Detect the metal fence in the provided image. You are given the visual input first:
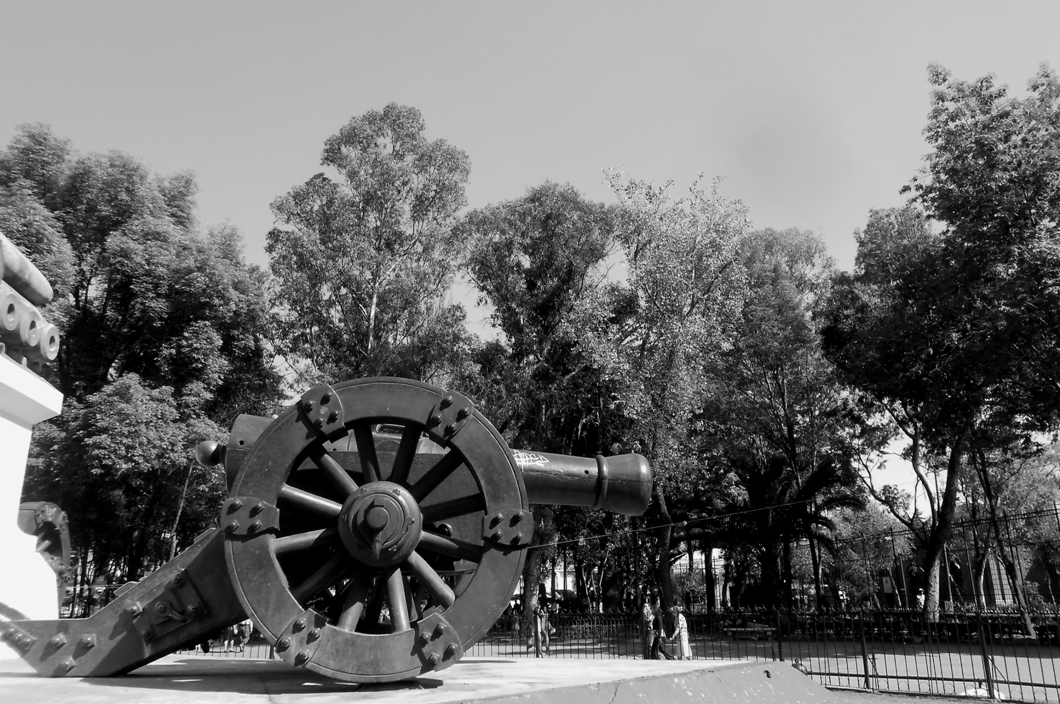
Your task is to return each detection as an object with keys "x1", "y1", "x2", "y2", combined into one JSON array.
[{"x1": 176, "y1": 608, "x2": 1060, "y2": 701}]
